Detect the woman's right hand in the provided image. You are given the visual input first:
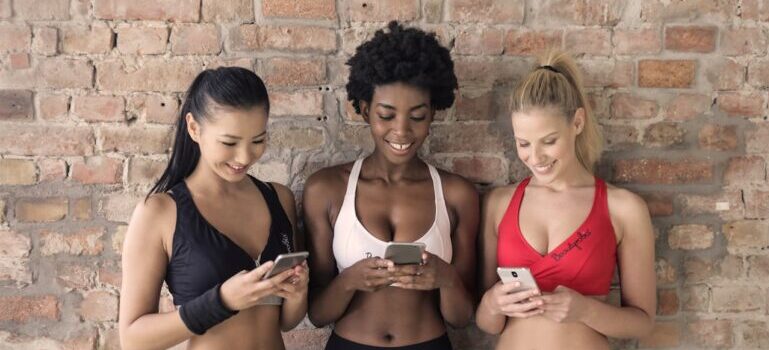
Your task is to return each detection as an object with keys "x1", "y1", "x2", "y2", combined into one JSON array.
[
  {"x1": 482, "y1": 281, "x2": 543, "y2": 318},
  {"x1": 341, "y1": 257, "x2": 394, "y2": 292},
  {"x1": 219, "y1": 261, "x2": 295, "y2": 311}
]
